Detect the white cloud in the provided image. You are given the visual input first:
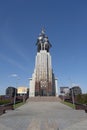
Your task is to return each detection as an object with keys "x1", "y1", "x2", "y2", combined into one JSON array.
[{"x1": 10, "y1": 74, "x2": 18, "y2": 77}]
